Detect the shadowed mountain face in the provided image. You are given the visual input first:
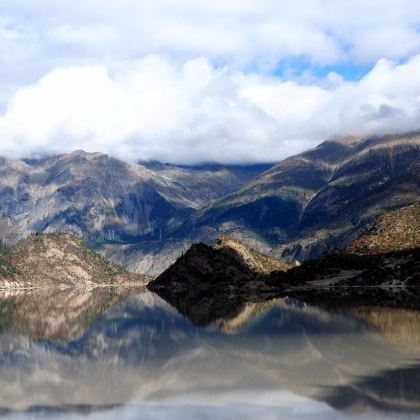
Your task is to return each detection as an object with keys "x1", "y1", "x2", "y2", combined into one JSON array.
[
  {"x1": 148, "y1": 236, "x2": 294, "y2": 324},
  {"x1": 0, "y1": 151, "x2": 270, "y2": 245},
  {"x1": 183, "y1": 132, "x2": 420, "y2": 261}
]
